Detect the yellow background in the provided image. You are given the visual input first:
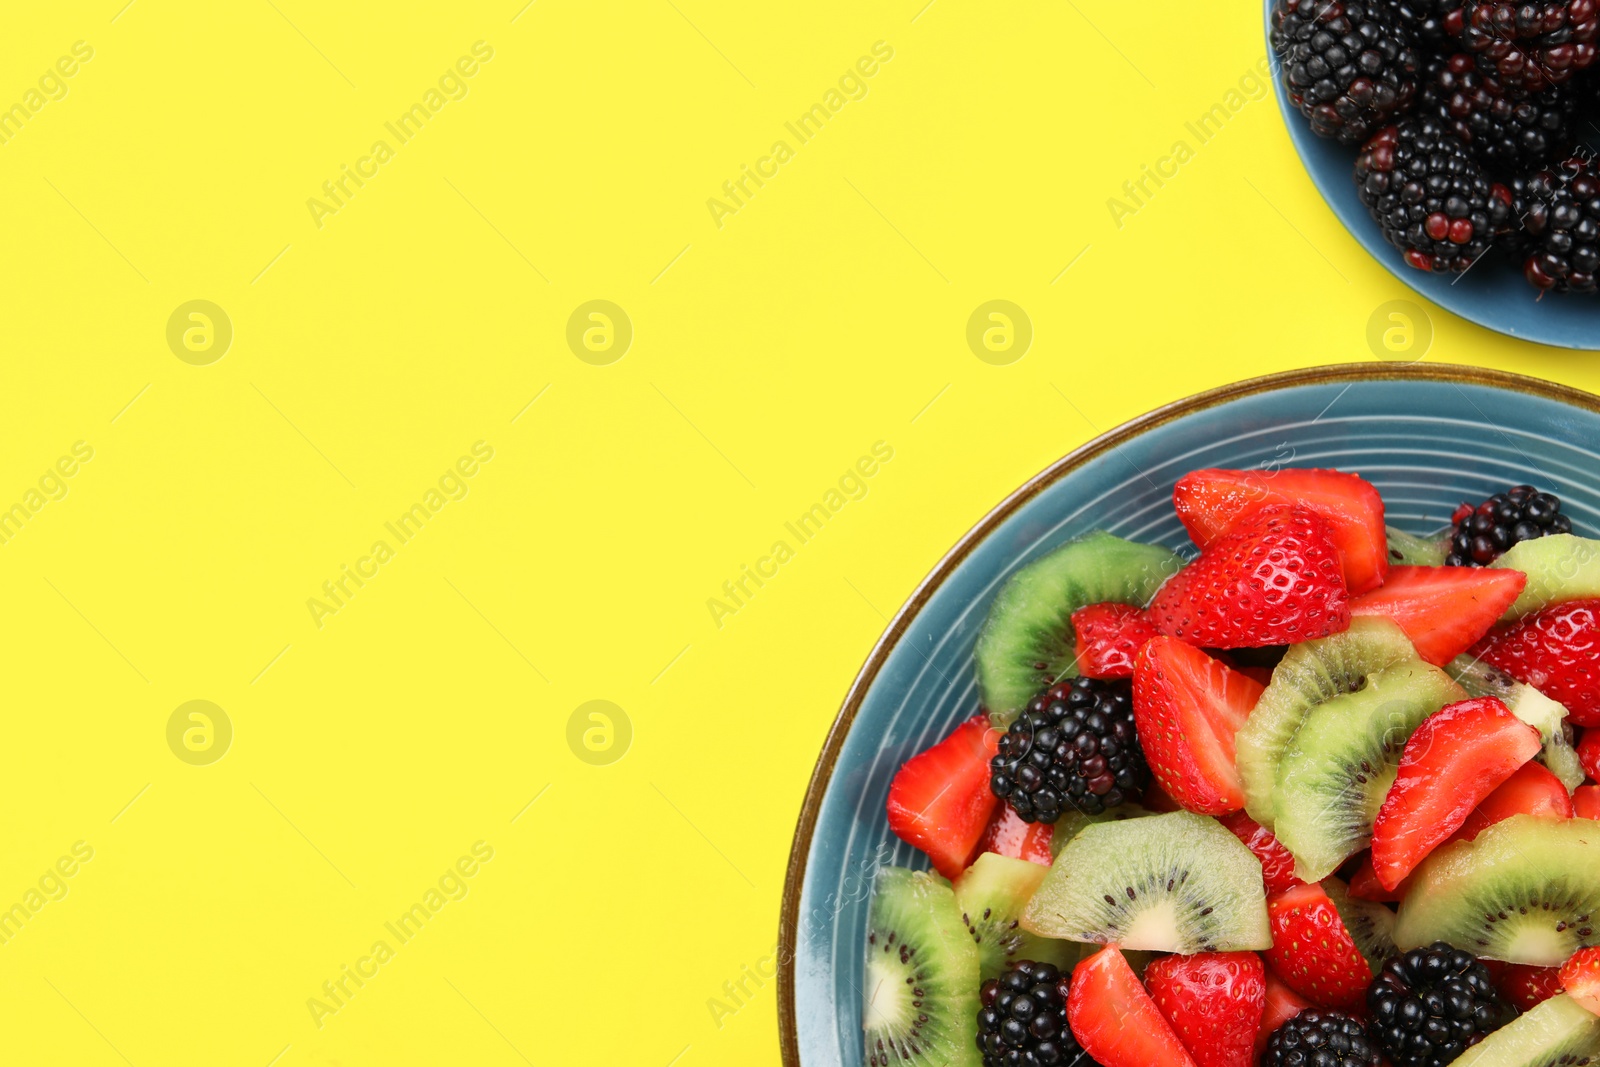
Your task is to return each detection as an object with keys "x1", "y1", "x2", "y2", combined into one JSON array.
[{"x1": 0, "y1": 2, "x2": 1597, "y2": 1065}]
